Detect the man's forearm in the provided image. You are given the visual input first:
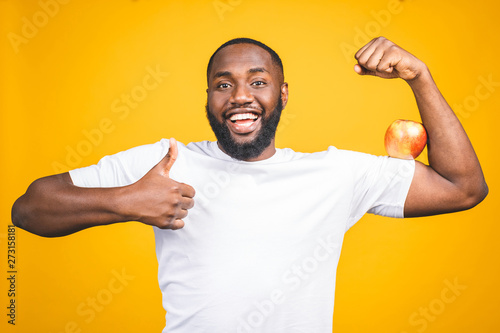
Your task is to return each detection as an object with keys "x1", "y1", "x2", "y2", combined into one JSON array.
[
  {"x1": 407, "y1": 69, "x2": 488, "y2": 200},
  {"x1": 12, "y1": 173, "x2": 130, "y2": 237}
]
